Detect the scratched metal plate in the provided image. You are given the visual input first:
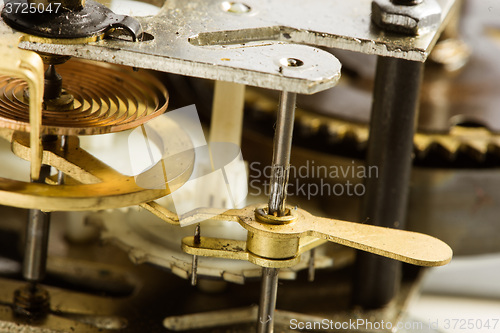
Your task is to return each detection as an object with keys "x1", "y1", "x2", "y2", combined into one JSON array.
[
  {"x1": 1, "y1": 0, "x2": 455, "y2": 94},
  {"x1": 183, "y1": 0, "x2": 456, "y2": 61}
]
